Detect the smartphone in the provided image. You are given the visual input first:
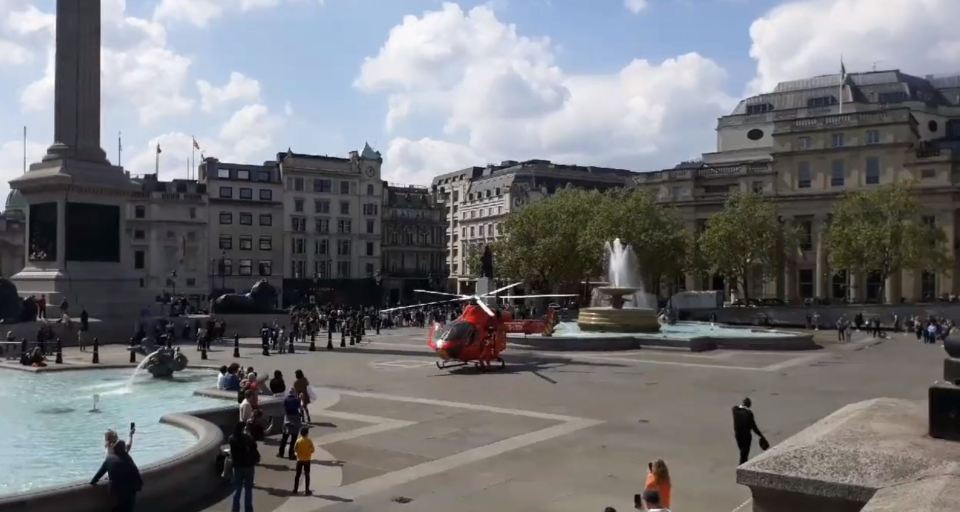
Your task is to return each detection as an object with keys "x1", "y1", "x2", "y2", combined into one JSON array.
[
  {"x1": 648, "y1": 462, "x2": 653, "y2": 471},
  {"x1": 634, "y1": 494, "x2": 642, "y2": 509},
  {"x1": 130, "y1": 422, "x2": 135, "y2": 433}
]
